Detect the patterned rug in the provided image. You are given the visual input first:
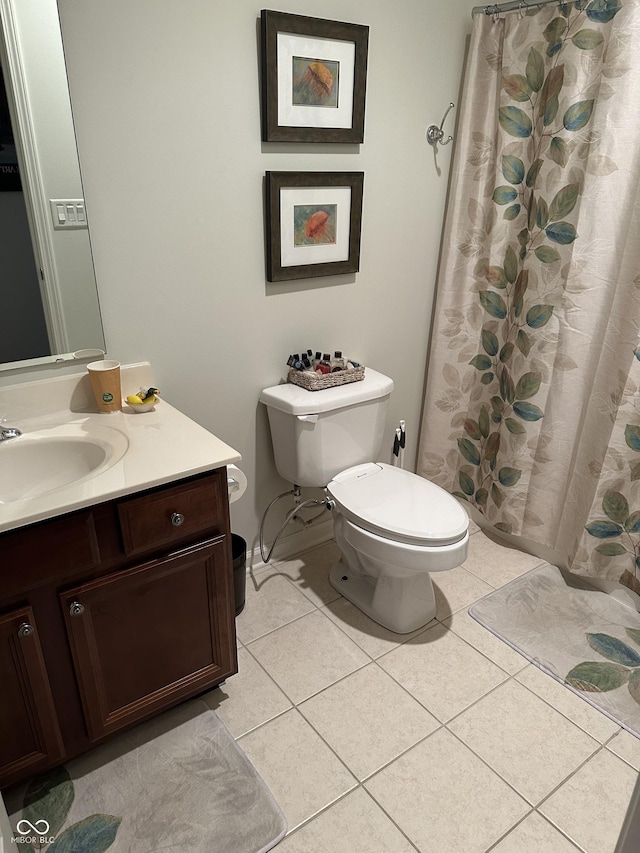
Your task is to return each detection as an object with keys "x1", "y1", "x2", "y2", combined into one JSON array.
[
  {"x1": 469, "y1": 562, "x2": 640, "y2": 738},
  {"x1": 4, "y1": 698, "x2": 286, "y2": 852}
]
